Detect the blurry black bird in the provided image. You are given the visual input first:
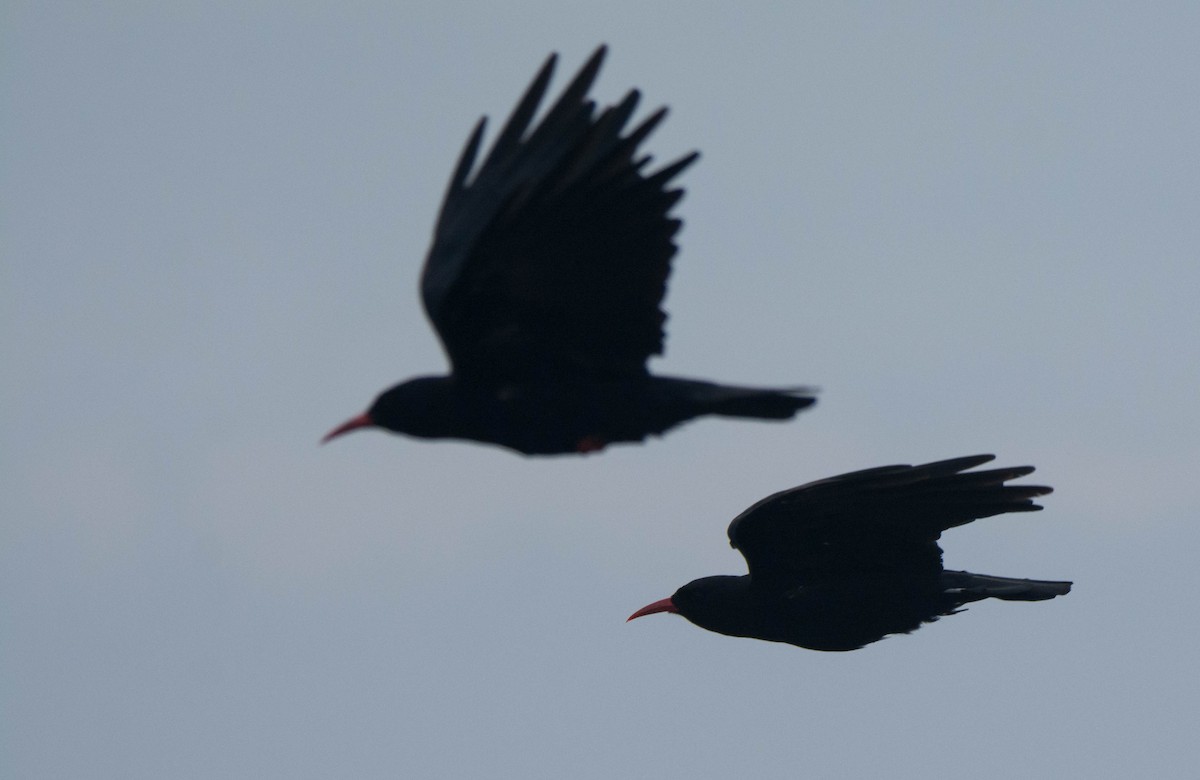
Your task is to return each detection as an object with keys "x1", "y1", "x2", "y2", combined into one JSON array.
[
  {"x1": 628, "y1": 455, "x2": 1071, "y2": 650},
  {"x1": 323, "y1": 46, "x2": 815, "y2": 455}
]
